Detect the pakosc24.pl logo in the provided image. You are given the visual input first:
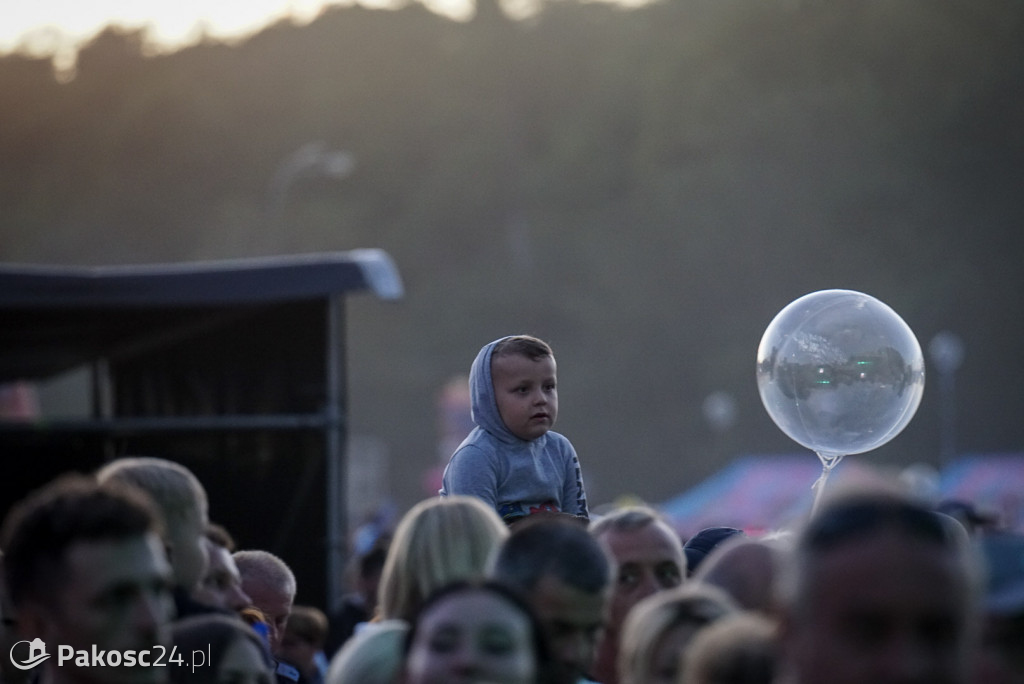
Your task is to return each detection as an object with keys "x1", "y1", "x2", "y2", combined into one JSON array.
[
  {"x1": 10, "y1": 639, "x2": 202, "y2": 671},
  {"x1": 9, "y1": 638, "x2": 49, "y2": 670}
]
